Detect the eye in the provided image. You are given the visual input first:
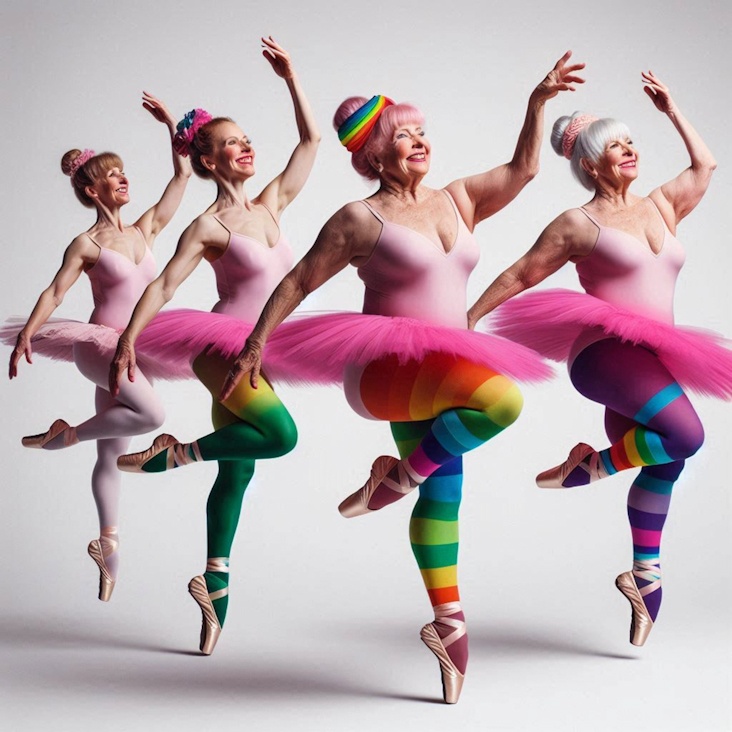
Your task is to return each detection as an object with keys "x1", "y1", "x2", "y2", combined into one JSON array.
[
  {"x1": 396, "y1": 133, "x2": 408, "y2": 139},
  {"x1": 419, "y1": 131, "x2": 425, "y2": 137}
]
